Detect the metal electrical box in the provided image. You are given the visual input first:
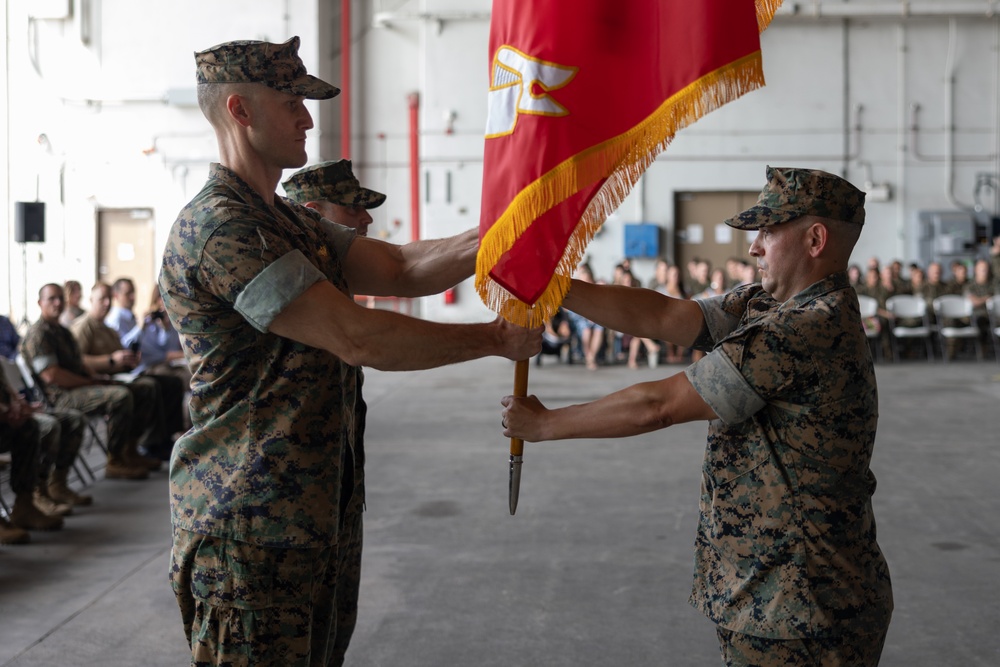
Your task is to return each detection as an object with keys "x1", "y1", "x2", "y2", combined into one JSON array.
[{"x1": 915, "y1": 210, "x2": 977, "y2": 274}]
